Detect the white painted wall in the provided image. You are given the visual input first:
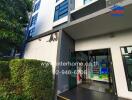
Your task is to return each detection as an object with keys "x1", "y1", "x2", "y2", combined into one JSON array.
[
  {"x1": 75, "y1": 0, "x2": 84, "y2": 10},
  {"x1": 31, "y1": 0, "x2": 56, "y2": 36},
  {"x1": 30, "y1": 0, "x2": 101, "y2": 36},
  {"x1": 24, "y1": 33, "x2": 59, "y2": 76},
  {"x1": 75, "y1": 30, "x2": 132, "y2": 99},
  {"x1": 53, "y1": 16, "x2": 68, "y2": 27},
  {"x1": 35, "y1": 0, "x2": 56, "y2": 35},
  {"x1": 31, "y1": 0, "x2": 68, "y2": 35}
]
